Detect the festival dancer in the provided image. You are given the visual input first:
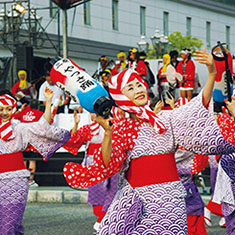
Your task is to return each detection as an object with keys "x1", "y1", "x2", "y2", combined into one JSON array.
[
  {"x1": 63, "y1": 111, "x2": 119, "y2": 233},
  {"x1": 0, "y1": 88, "x2": 70, "y2": 235},
  {"x1": 63, "y1": 49, "x2": 235, "y2": 235},
  {"x1": 157, "y1": 96, "x2": 208, "y2": 234},
  {"x1": 112, "y1": 51, "x2": 127, "y2": 76},
  {"x1": 204, "y1": 155, "x2": 225, "y2": 227},
  {"x1": 177, "y1": 49, "x2": 195, "y2": 100},
  {"x1": 212, "y1": 97, "x2": 235, "y2": 235}
]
